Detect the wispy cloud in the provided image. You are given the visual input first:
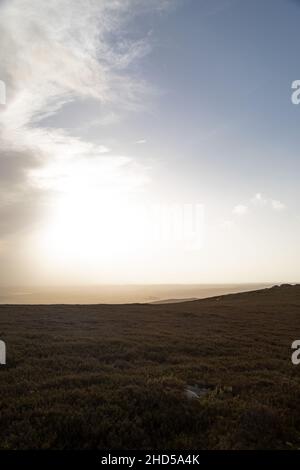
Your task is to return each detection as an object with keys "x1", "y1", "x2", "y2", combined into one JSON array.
[
  {"x1": 251, "y1": 193, "x2": 268, "y2": 206},
  {"x1": 233, "y1": 204, "x2": 248, "y2": 216},
  {"x1": 250, "y1": 193, "x2": 286, "y2": 211},
  {"x1": 271, "y1": 199, "x2": 286, "y2": 211},
  {"x1": 0, "y1": 0, "x2": 165, "y2": 240},
  {"x1": 232, "y1": 193, "x2": 286, "y2": 220}
]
